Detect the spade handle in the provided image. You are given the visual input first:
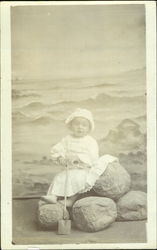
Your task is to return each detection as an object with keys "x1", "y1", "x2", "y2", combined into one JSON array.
[{"x1": 63, "y1": 164, "x2": 68, "y2": 219}]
